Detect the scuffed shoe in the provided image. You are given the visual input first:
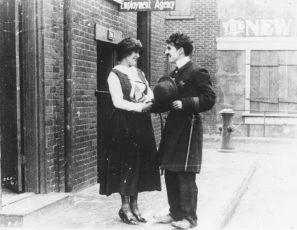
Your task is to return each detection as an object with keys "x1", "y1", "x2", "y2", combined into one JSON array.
[
  {"x1": 155, "y1": 214, "x2": 174, "y2": 224},
  {"x1": 171, "y1": 219, "x2": 196, "y2": 229}
]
